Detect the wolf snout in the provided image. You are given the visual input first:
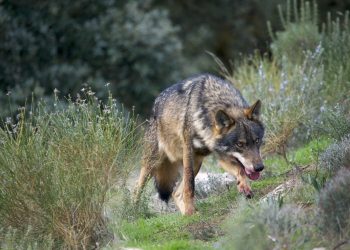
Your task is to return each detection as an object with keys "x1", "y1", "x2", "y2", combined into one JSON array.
[{"x1": 254, "y1": 163, "x2": 264, "y2": 172}]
